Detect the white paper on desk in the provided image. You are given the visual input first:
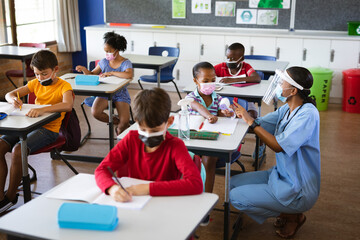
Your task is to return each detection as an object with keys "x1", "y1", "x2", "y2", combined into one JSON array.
[
  {"x1": 216, "y1": 74, "x2": 246, "y2": 85},
  {"x1": 201, "y1": 118, "x2": 238, "y2": 134},
  {"x1": 99, "y1": 76, "x2": 127, "y2": 84},
  {"x1": 0, "y1": 102, "x2": 50, "y2": 116},
  {"x1": 46, "y1": 173, "x2": 152, "y2": 210}
]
